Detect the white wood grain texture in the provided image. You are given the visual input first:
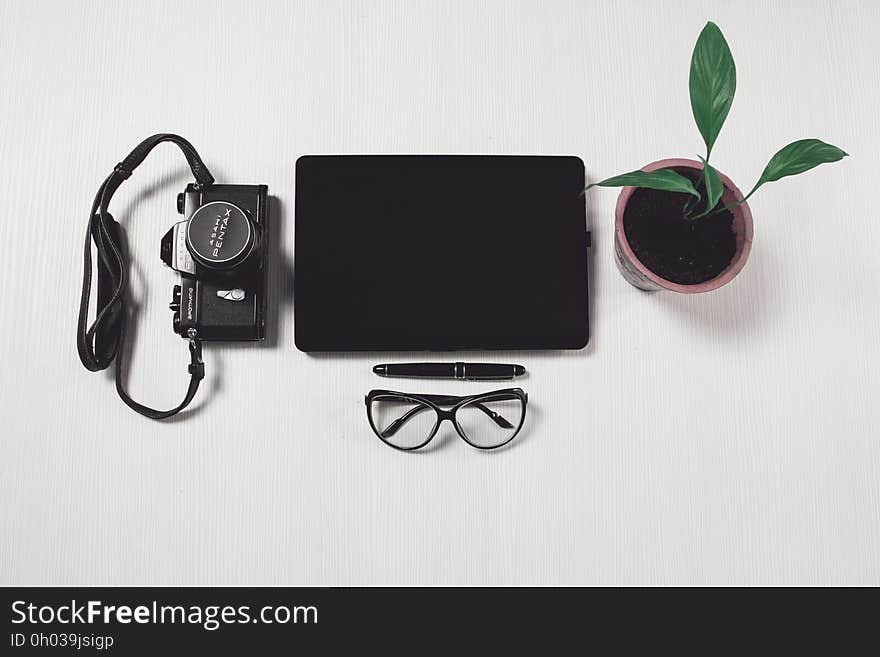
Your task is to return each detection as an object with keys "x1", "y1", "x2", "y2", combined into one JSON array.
[{"x1": 0, "y1": 0, "x2": 877, "y2": 585}]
